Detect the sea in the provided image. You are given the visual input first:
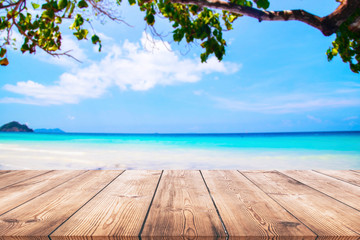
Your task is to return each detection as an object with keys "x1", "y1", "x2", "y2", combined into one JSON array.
[{"x1": 0, "y1": 131, "x2": 359, "y2": 170}]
